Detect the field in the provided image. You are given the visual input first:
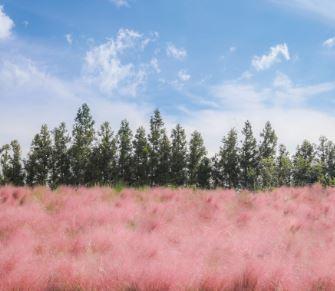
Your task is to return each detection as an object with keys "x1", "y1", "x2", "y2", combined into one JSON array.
[{"x1": 1, "y1": 185, "x2": 335, "y2": 290}]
